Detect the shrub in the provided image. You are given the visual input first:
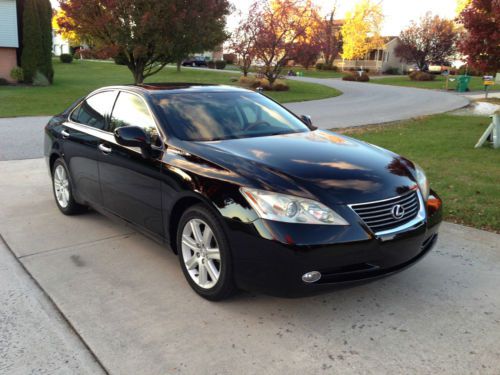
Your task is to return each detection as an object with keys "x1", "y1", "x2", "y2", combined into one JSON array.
[
  {"x1": 21, "y1": 0, "x2": 53, "y2": 83},
  {"x1": 409, "y1": 71, "x2": 435, "y2": 81},
  {"x1": 0, "y1": 78, "x2": 9, "y2": 86},
  {"x1": 273, "y1": 80, "x2": 289, "y2": 91},
  {"x1": 113, "y1": 51, "x2": 129, "y2": 65},
  {"x1": 223, "y1": 53, "x2": 236, "y2": 64},
  {"x1": 384, "y1": 67, "x2": 400, "y2": 75},
  {"x1": 238, "y1": 76, "x2": 255, "y2": 85},
  {"x1": 207, "y1": 60, "x2": 216, "y2": 69},
  {"x1": 32, "y1": 71, "x2": 50, "y2": 86},
  {"x1": 357, "y1": 72, "x2": 370, "y2": 82},
  {"x1": 215, "y1": 60, "x2": 227, "y2": 70},
  {"x1": 342, "y1": 72, "x2": 370, "y2": 82},
  {"x1": 315, "y1": 62, "x2": 324, "y2": 70},
  {"x1": 10, "y1": 66, "x2": 24, "y2": 82},
  {"x1": 60, "y1": 53, "x2": 73, "y2": 63},
  {"x1": 457, "y1": 65, "x2": 482, "y2": 76}
]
